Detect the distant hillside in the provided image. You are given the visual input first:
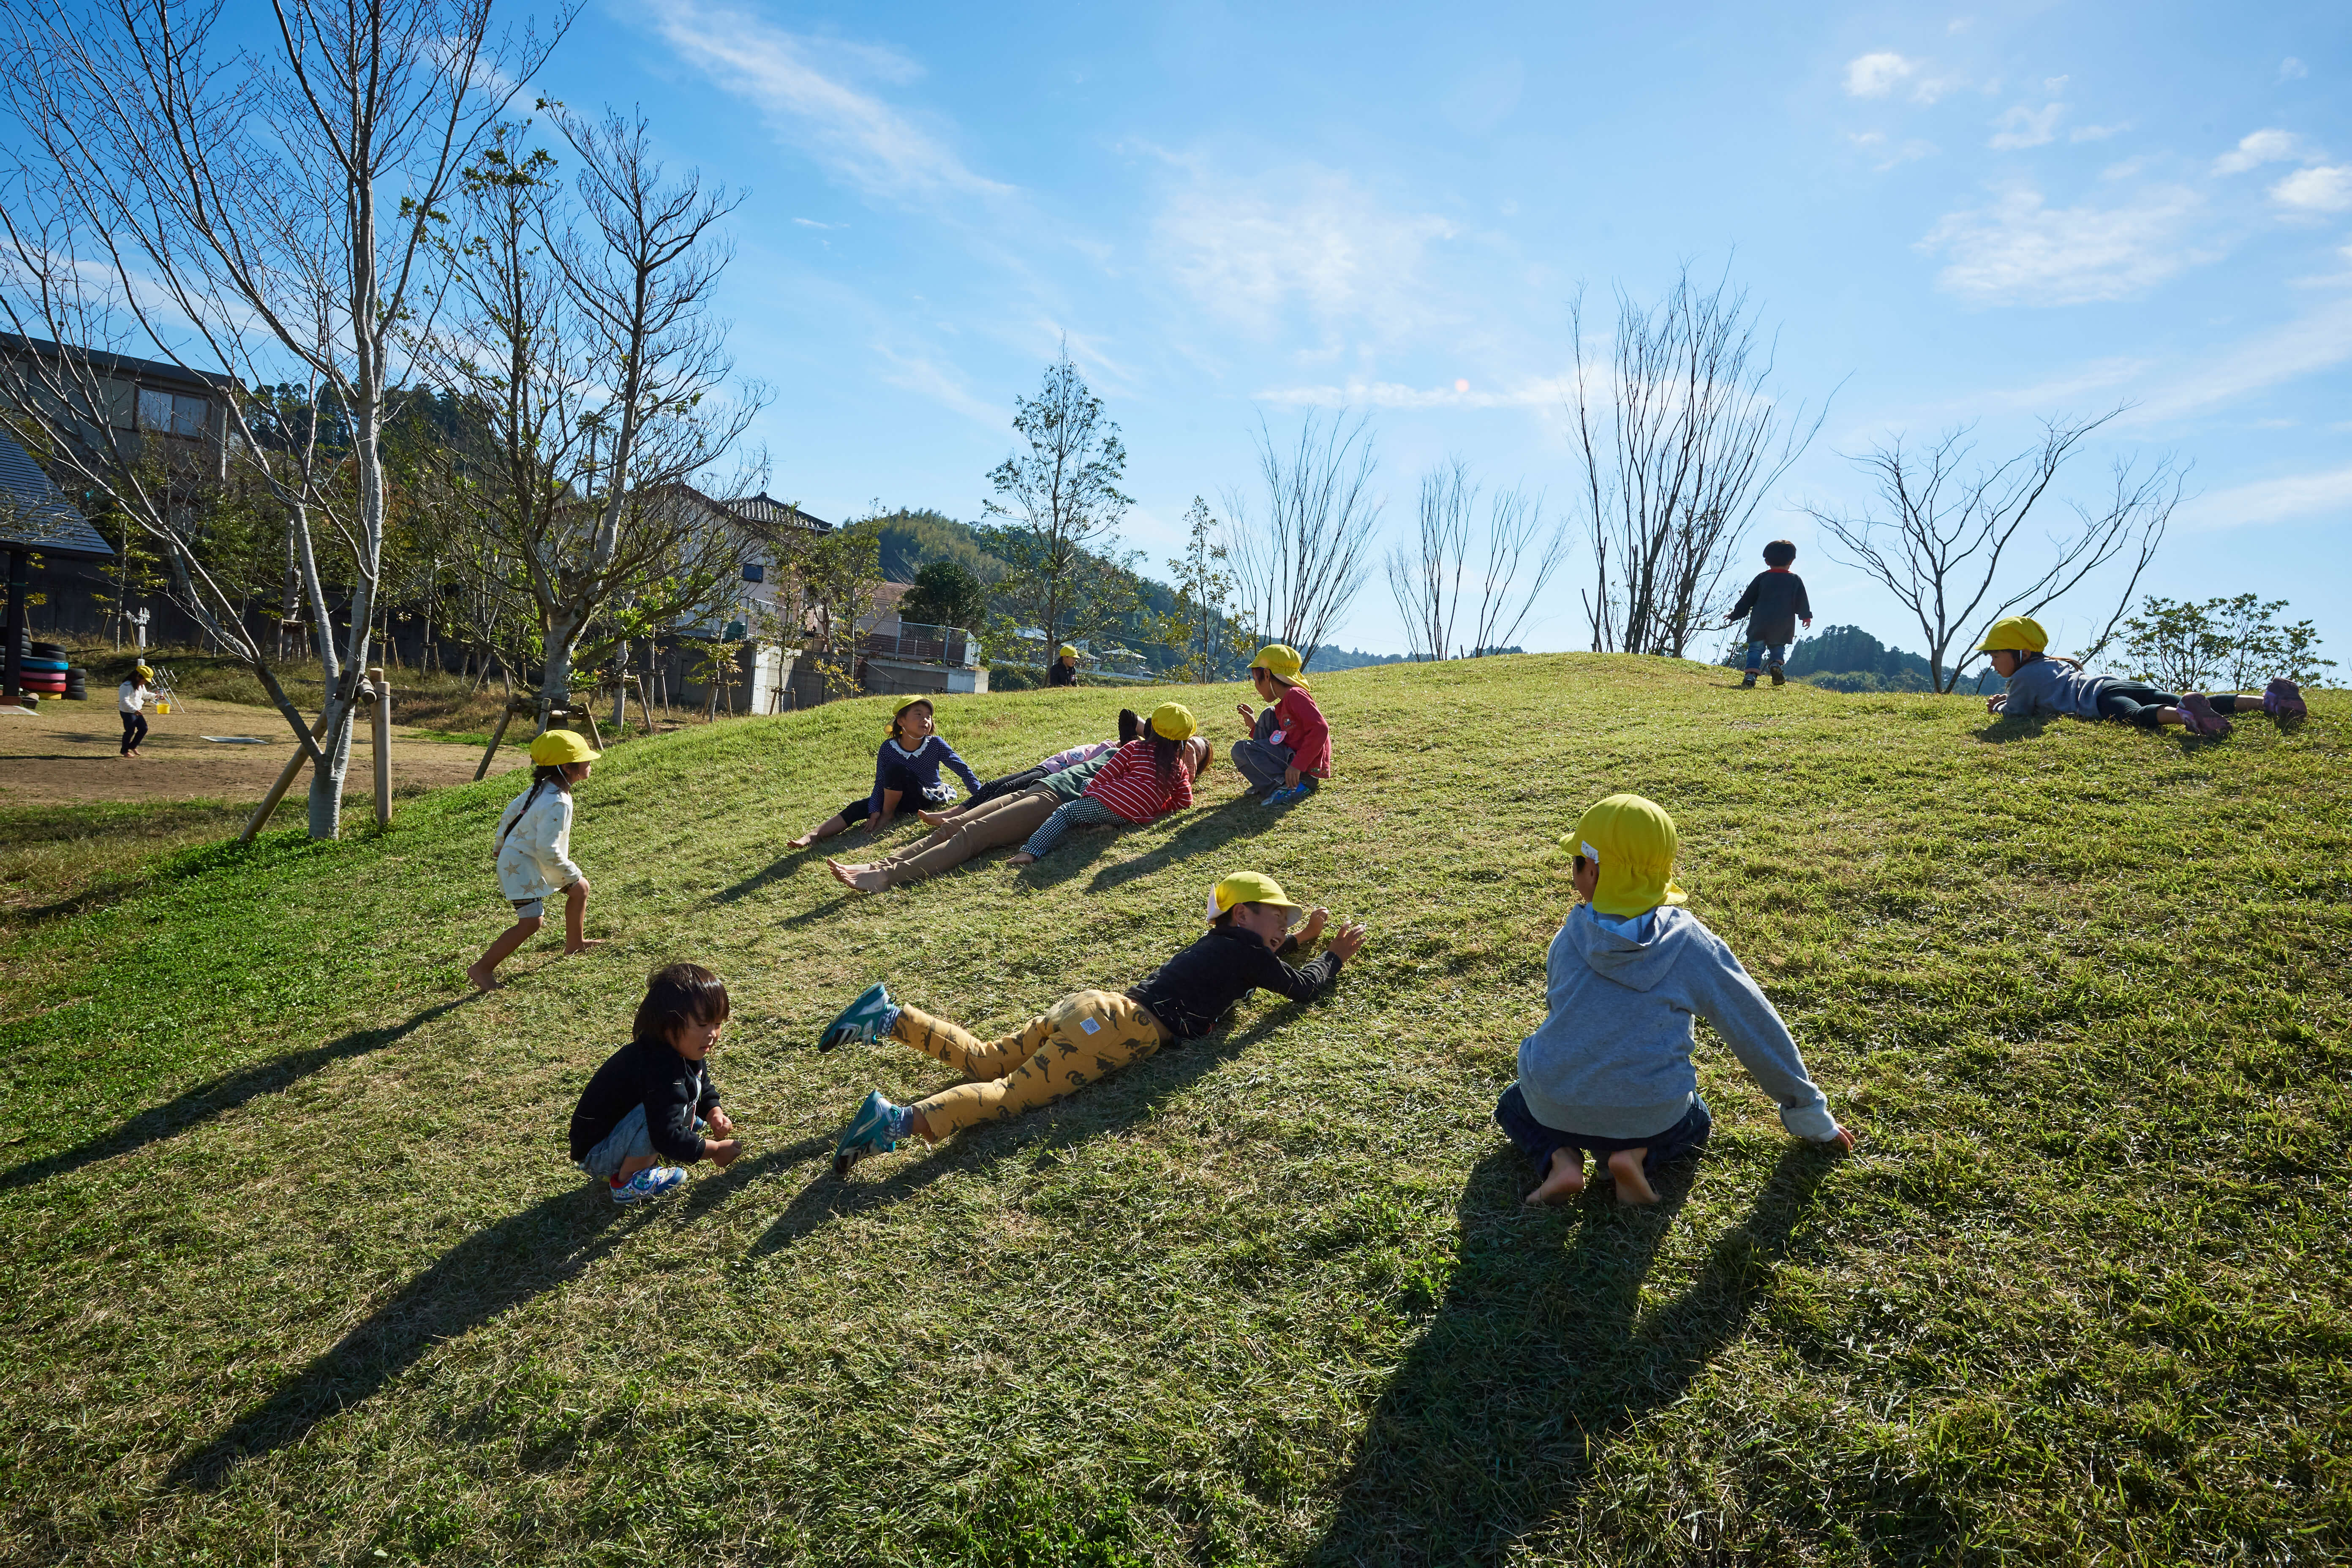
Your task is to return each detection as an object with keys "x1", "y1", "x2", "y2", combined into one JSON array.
[{"x1": 1723, "y1": 624, "x2": 1936, "y2": 691}]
